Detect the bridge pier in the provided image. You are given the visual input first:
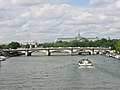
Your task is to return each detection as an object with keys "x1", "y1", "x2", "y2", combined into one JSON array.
[
  {"x1": 91, "y1": 49, "x2": 94, "y2": 55},
  {"x1": 29, "y1": 44, "x2": 32, "y2": 49},
  {"x1": 46, "y1": 50, "x2": 51, "y2": 56},
  {"x1": 25, "y1": 51, "x2": 32, "y2": 56},
  {"x1": 35, "y1": 44, "x2": 37, "y2": 48},
  {"x1": 69, "y1": 48, "x2": 73, "y2": 55},
  {"x1": 99, "y1": 51, "x2": 103, "y2": 55}
]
